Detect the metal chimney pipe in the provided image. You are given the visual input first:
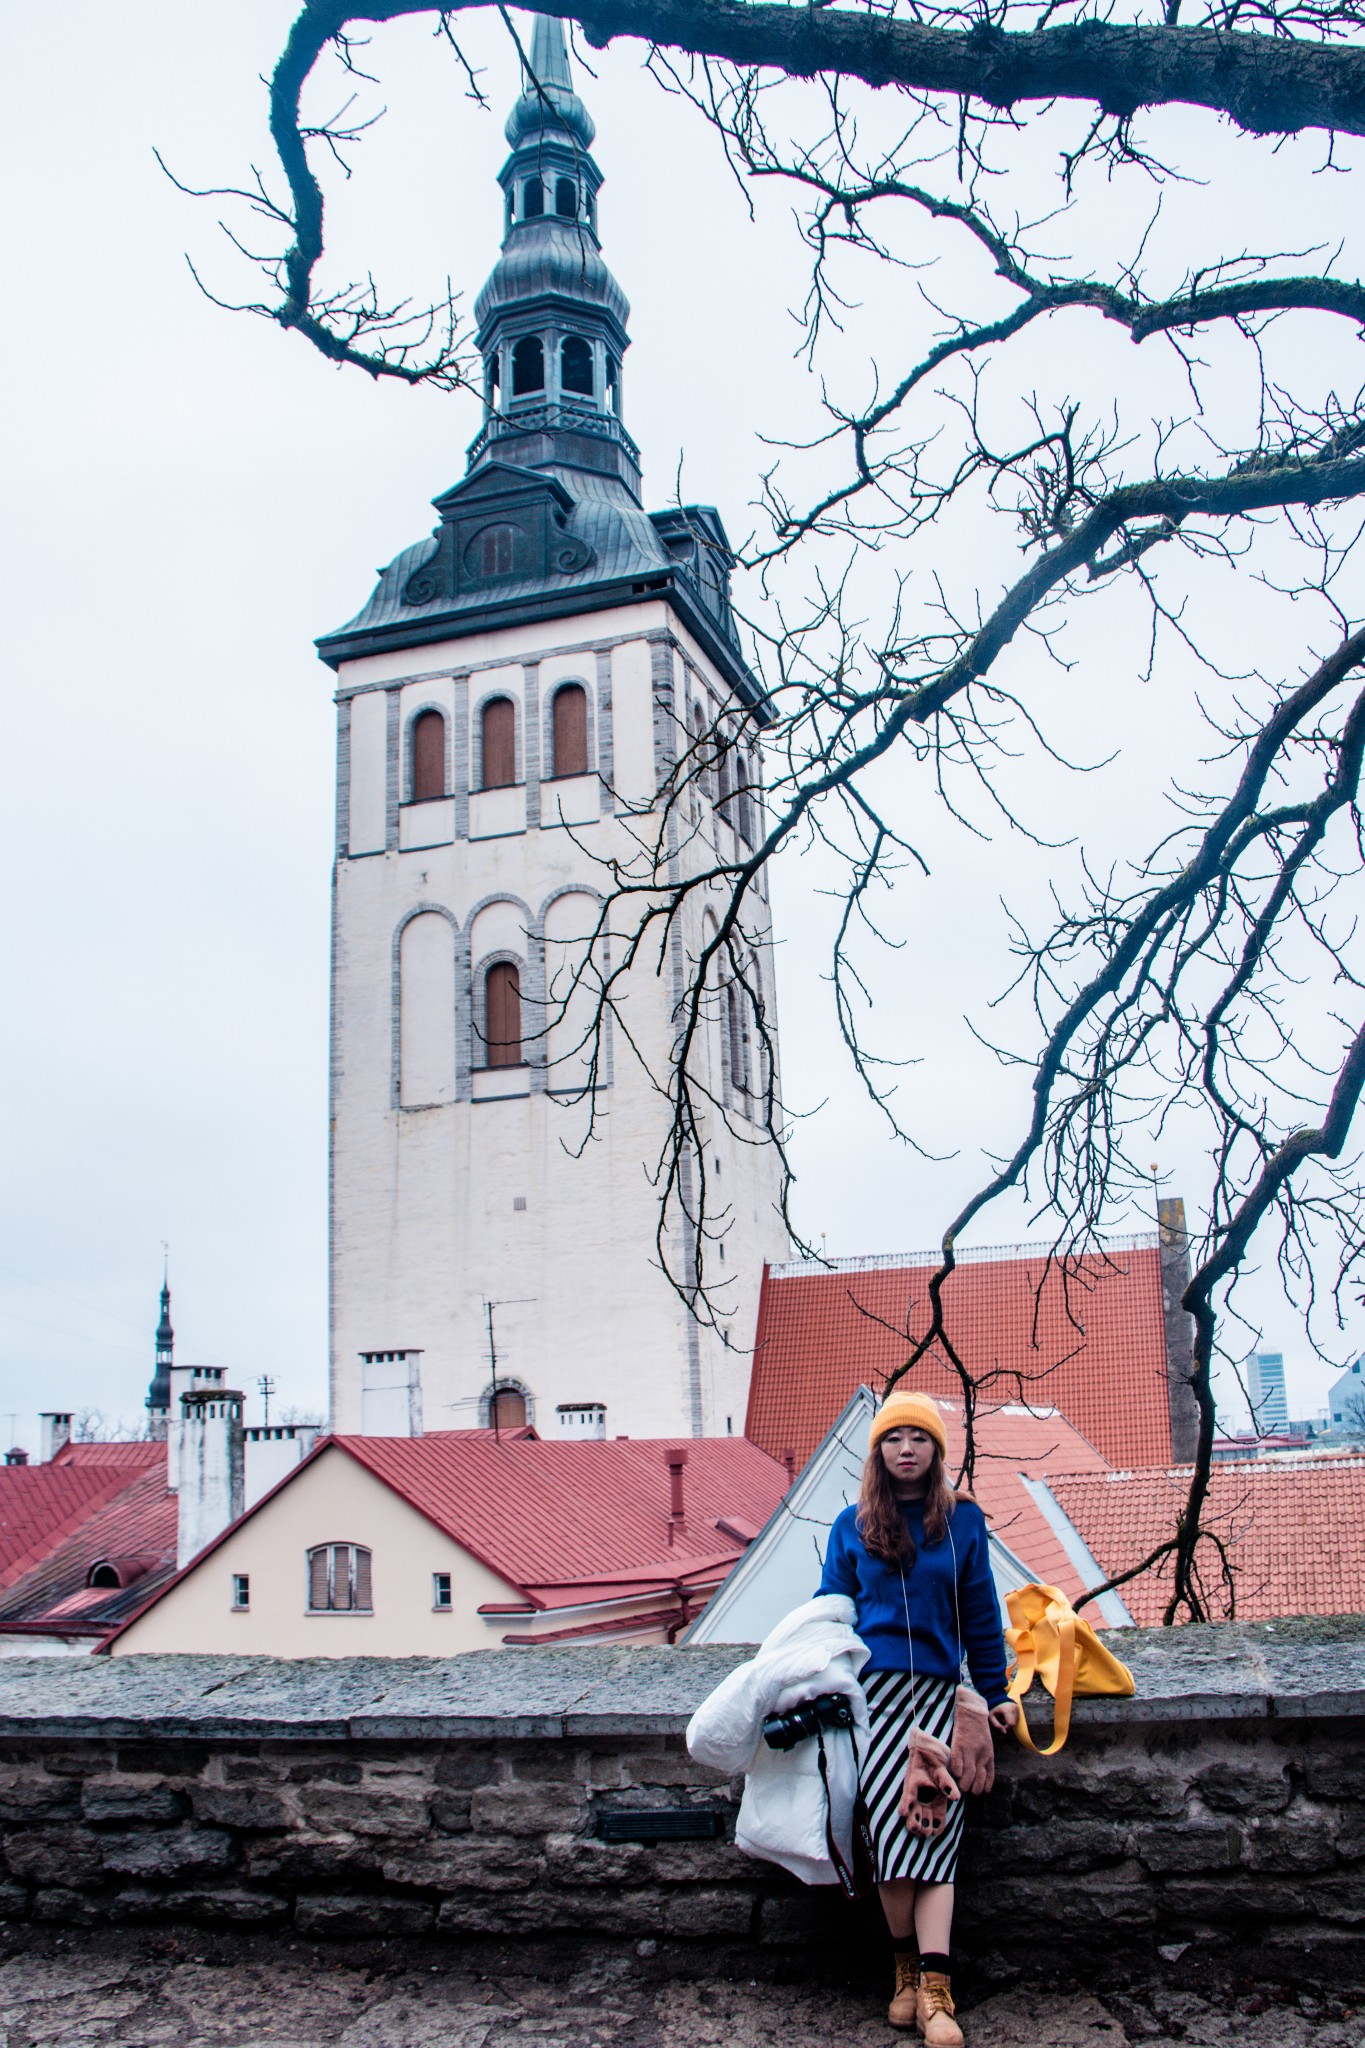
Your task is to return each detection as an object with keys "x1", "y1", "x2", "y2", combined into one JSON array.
[{"x1": 666, "y1": 1448, "x2": 687, "y2": 1543}]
